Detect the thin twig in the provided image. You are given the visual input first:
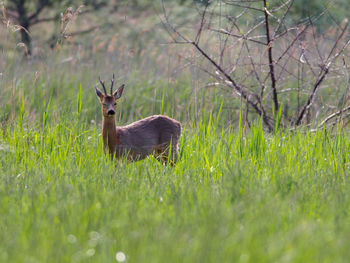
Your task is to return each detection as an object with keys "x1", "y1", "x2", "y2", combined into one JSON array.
[
  {"x1": 272, "y1": 0, "x2": 294, "y2": 39},
  {"x1": 195, "y1": 3, "x2": 209, "y2": 45},
  {"x1": 295, "y1": 27, "x2": 350, "y2": 126},
  {"x1": 222, "y1": 1, "x2": 264, "y2": 12},
  {"x1": 210, "y1": 28, "x2": 266, "y2": 46},
  {"x1": 318, "y1": 106, "x2": 350, "y2": 128}
]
